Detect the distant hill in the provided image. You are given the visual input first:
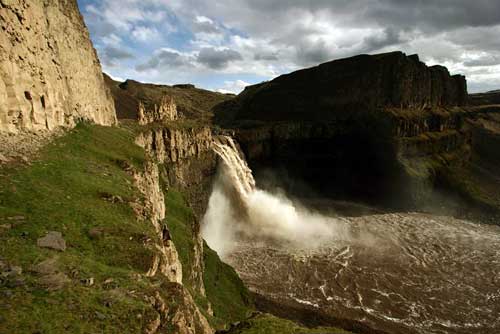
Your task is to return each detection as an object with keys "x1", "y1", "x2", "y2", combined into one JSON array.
[
  {"x1": 469, "y1": 89, "x2": 500, "y2": 106},
  {"x1": 104, "y1": 74, "x2": 233, "y2": 124}
]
